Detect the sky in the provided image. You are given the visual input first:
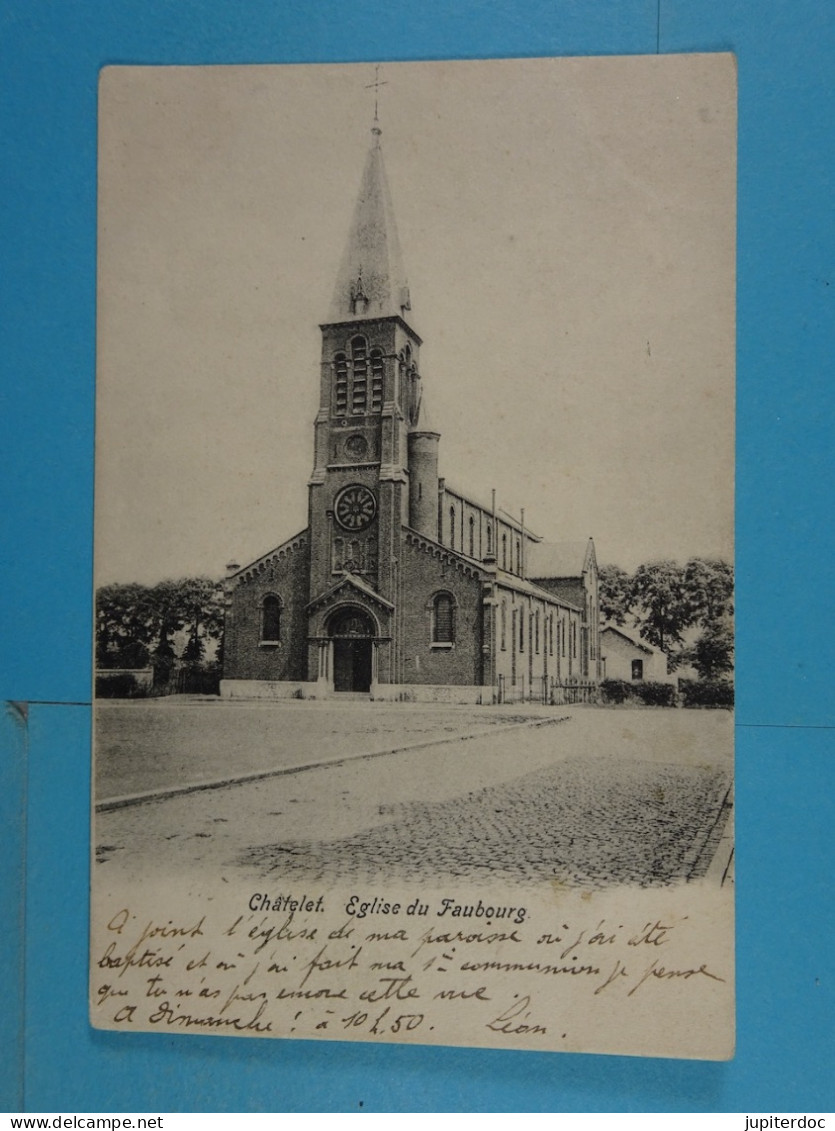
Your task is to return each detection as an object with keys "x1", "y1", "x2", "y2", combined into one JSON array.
[{"x1": 95, "y1": 55, "x2": 736, "y2": 584}]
